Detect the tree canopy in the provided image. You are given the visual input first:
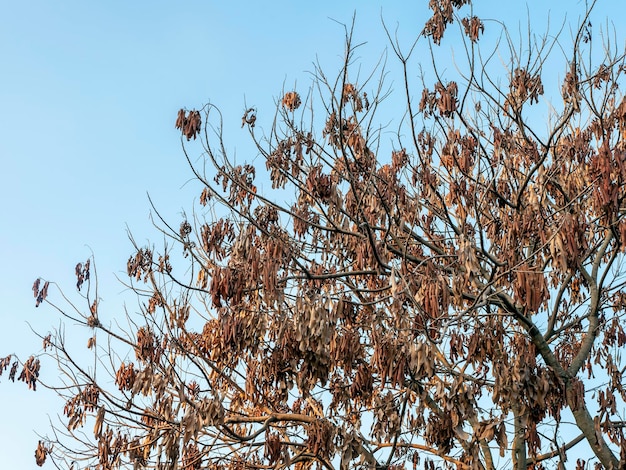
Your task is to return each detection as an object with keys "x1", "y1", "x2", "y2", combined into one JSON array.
[{"x1": 6, "y1": 1, "x2": 626, "y2": 469}]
